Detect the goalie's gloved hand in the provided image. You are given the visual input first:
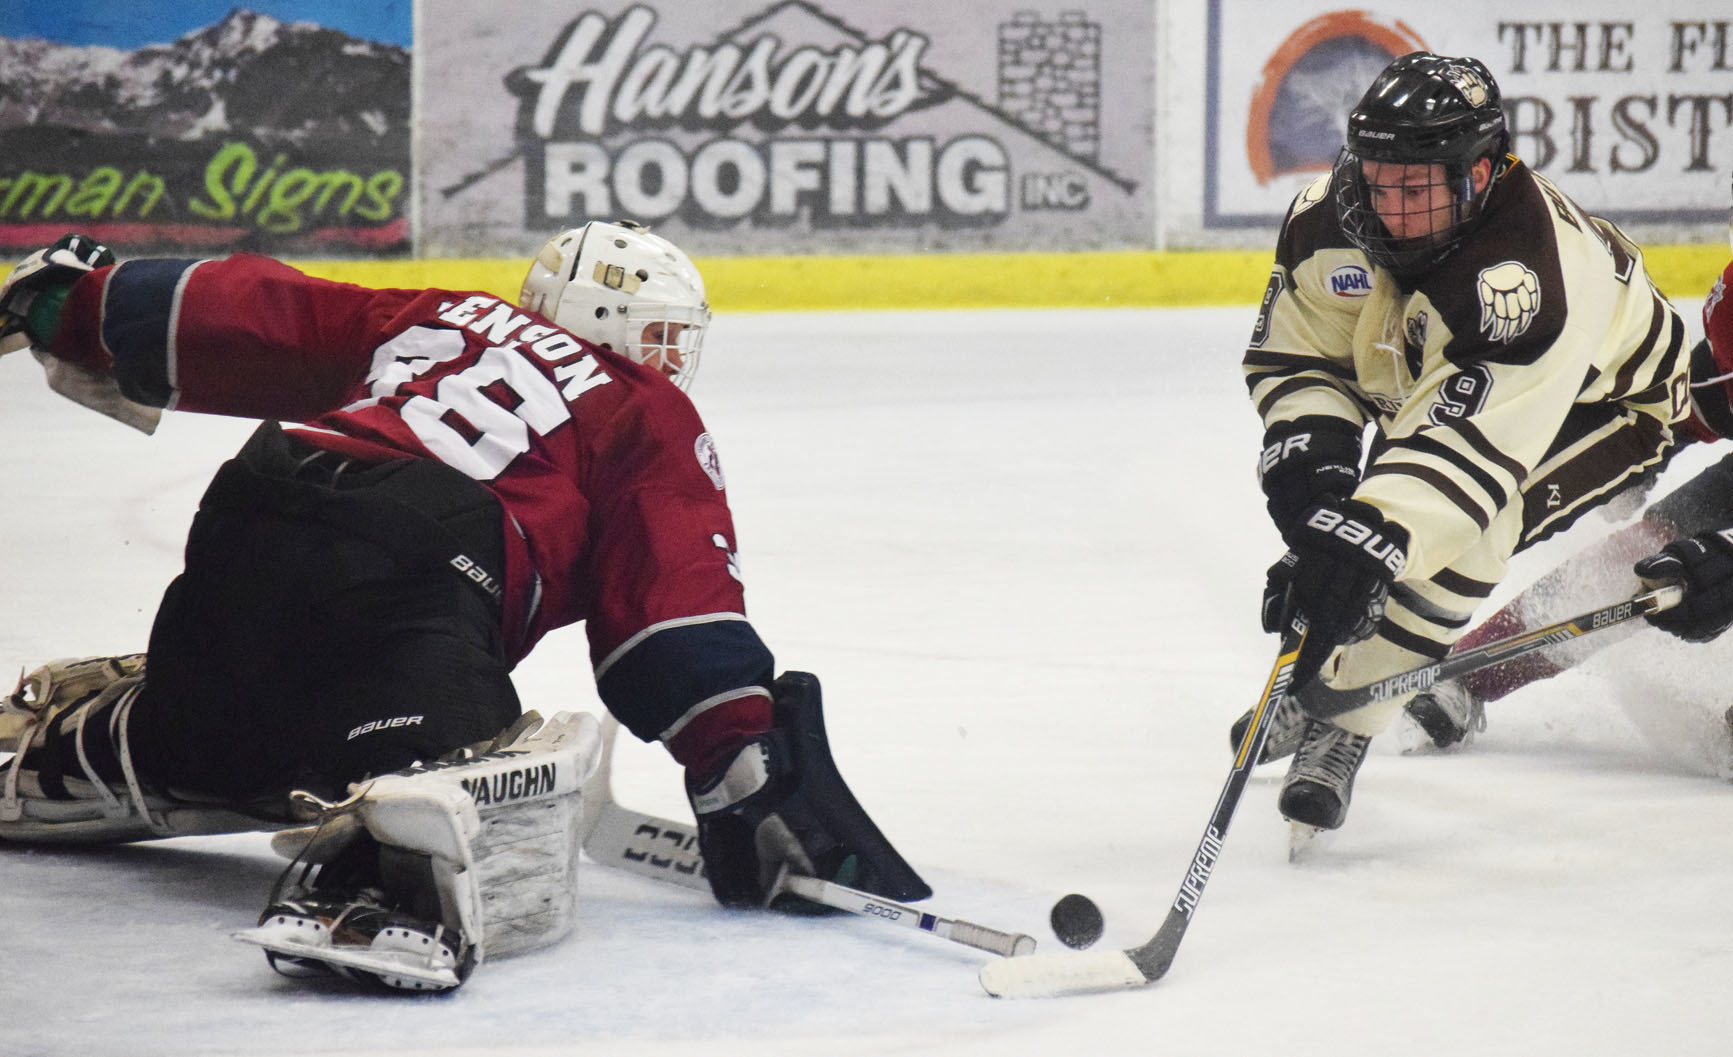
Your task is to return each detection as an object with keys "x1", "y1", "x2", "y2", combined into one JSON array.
[
  {"x1": 1257, "y1": 416, "x2": 1364, "y2": 534},
  {"x1": 684, "y1": 671, "x2": 930, "y2": 909},
  {"x1": 0, "y1": 233, "x2": 115, "y2": 346},
  {"x1": 1634, "y1": 529, "x2": 1733, "y2": 642},
  {"x1": 1266, "y1": 498, "x2": 1408, "y2": 689}
]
